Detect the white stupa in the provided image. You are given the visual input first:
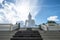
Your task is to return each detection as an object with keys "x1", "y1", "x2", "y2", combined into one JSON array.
[{"x1": 25, "y1": 13, "x2": 35, "y2": 28}]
